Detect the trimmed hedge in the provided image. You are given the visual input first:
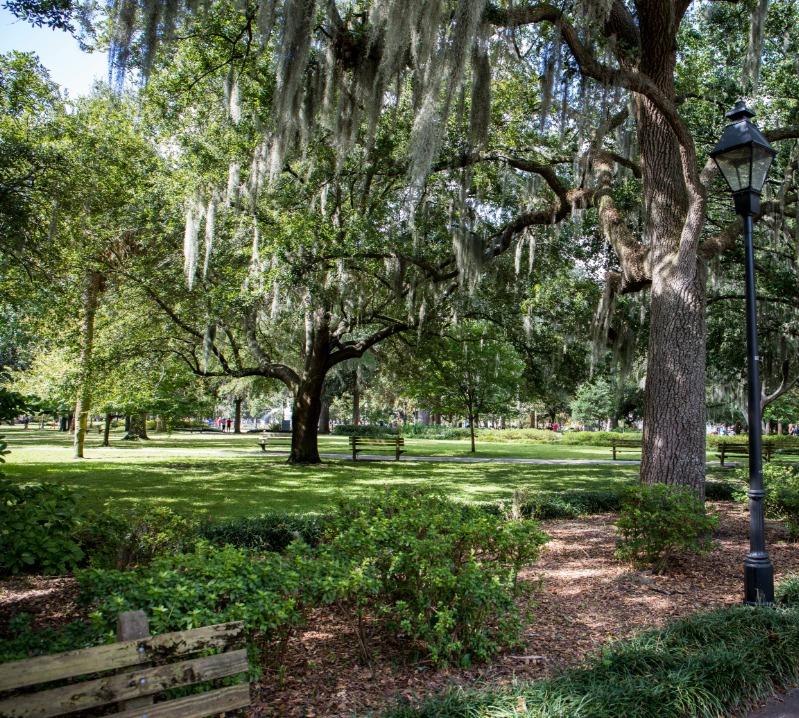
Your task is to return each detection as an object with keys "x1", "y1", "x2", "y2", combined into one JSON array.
[{"x1": 383, "y1": 600, "x2": 799, "y2": 718}]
